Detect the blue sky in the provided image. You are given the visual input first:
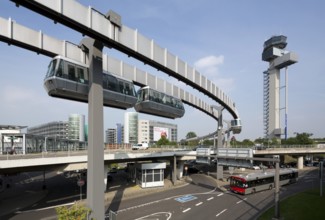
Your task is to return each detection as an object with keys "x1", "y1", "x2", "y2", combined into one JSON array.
[{"x1": 0, "y1": 0, "x2": 324, "y2": 141}]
